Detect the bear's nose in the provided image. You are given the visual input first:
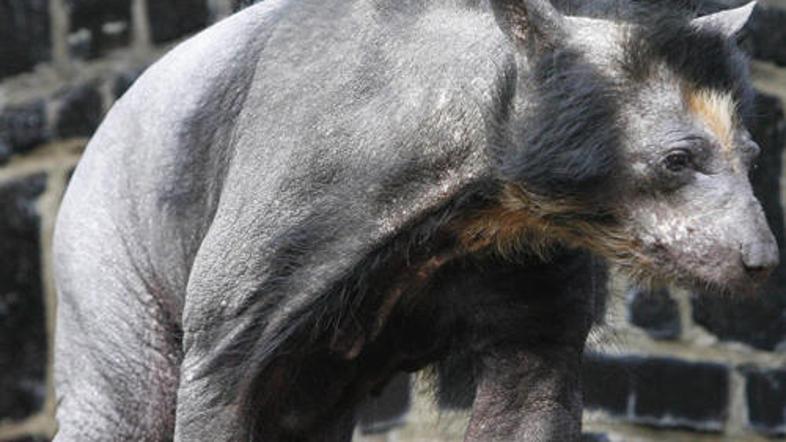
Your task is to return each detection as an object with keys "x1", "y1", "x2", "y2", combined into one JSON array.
[{"x1": 741, "y1": 241, "x2": 780, "y2": 280}]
